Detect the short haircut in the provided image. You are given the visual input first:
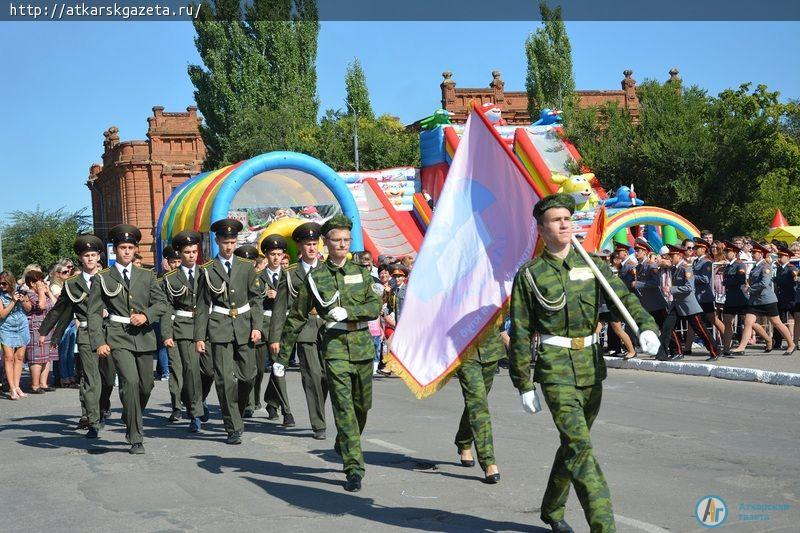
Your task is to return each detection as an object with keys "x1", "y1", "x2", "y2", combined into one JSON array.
[{"x1": 25, "y1": 269, "x2": 46, "y2": 286}]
